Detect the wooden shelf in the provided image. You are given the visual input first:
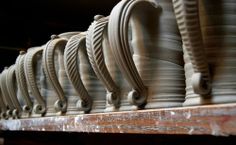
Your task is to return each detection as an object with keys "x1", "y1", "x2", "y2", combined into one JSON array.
[{"x1": 1, "y1": 103, "x2": 236, "y2": 136}]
